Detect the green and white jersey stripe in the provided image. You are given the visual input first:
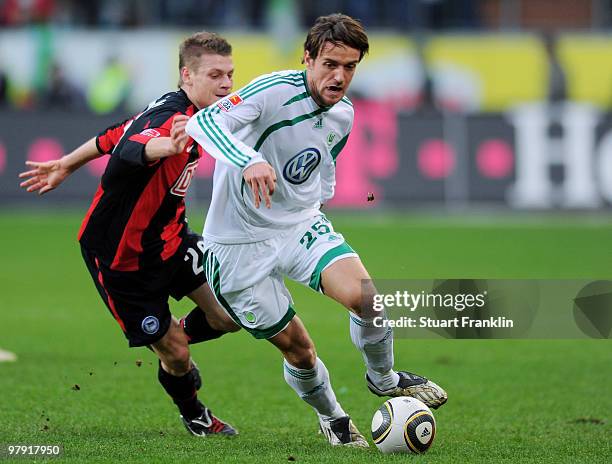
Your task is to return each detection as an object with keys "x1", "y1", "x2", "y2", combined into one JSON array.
[{"x1": 186, "y1": 69, "x2": 354, "y2": 244}]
